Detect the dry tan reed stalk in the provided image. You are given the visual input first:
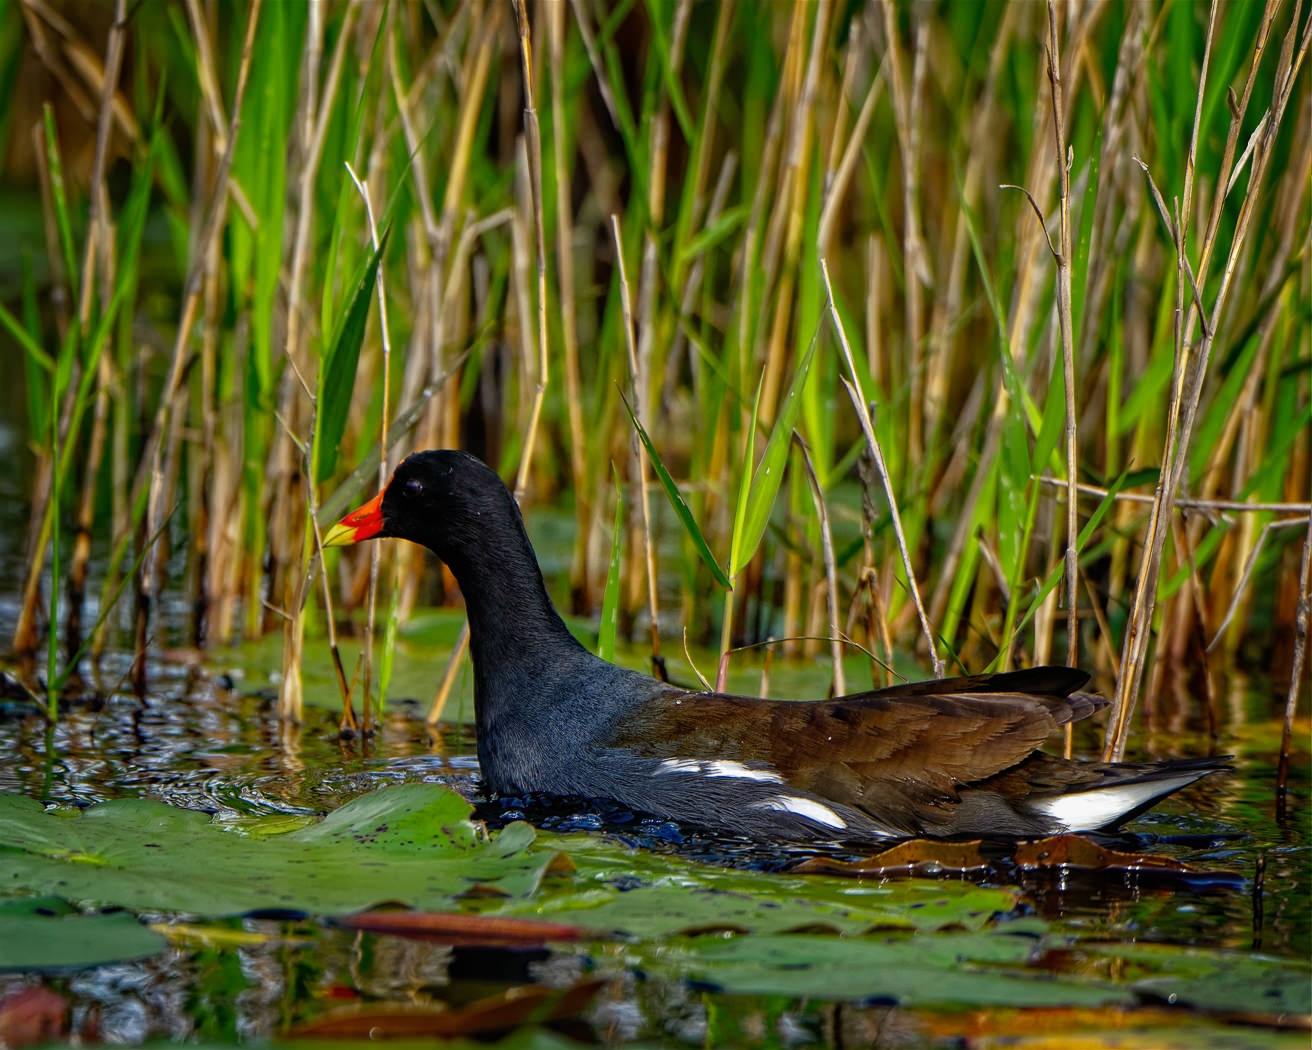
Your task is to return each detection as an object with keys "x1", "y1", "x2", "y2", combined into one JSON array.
[
  {"x1": 428, "y1": 623, "x2": 470, "y2": 727},
  {"x1": 1207, "y1": 517, "x2": 1311, "y2": 651},
  {"x1": 510, "y1": 0, "x2": 549, "y2": 498},
  {"x1": 272, "y1": 0, "x2": 333, "y2": 725},
  {"x1": 822, "y1": 259, "x2": 943, "y2": 677},
  {"x1": 733, "y1": 9, "x2": 788, "y2": 380},
  {"x1": 1192, "y1": 103, "x2": 1309, "y2": 648},
  {"x1": 669, "y1": 153, "x2": 737, "y2": 408},
  {"x1": 1107, "y1": 3, "x2": 1309, "y2": 759},
  {"x1": 124, "y1": 0, "x2": 257, "y2": 690},
  {"x1": 1077, "y1": 3, "x2": 1146, "y2": 375},
  {"x1": 636, "y1": 0, "x2": 690, "y2": 424},
  {"x1": 18, "y1": 2, "x2": 93, "y2": 124},
  {"x1": 761, "y1": 0, "x2": 829, "y2": 422},
  {"x1": 794, "y1": 435, "x2": 845, "y2": 697},
  {"x1": 1037, "y1": 478, "x2": 1312, "y2": 514},
  {"x1": 611, "y1": 215, "x2": 662, "y2": 658},
  {"x1": 1276, "y1": 511, "x2": 1312, "y2": 823},
  {"x1": 10, "y1": 113, "x2": 68, "y2": 662},
  {"x1": 818, "y1": 57, "x2": 884, "y2": 259},
  {"x1": 386, "y1": 10, "x2": 441, "y2": 585},
  {"x1": 1045, "y1": 0, "x2": 1081, "y2": 676},
  {"x1": 879, "y1": 0, "x2": 929, "y2": 463},
  {"x1": 59, "y1": 0, "x2": 126, "y2": 663},
  {"x1": 544, "y1": 0, "x2": 589, "y2": 611},
  {"x1": 333, "y1": 158, "x2": 393, "y2": 735}
]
